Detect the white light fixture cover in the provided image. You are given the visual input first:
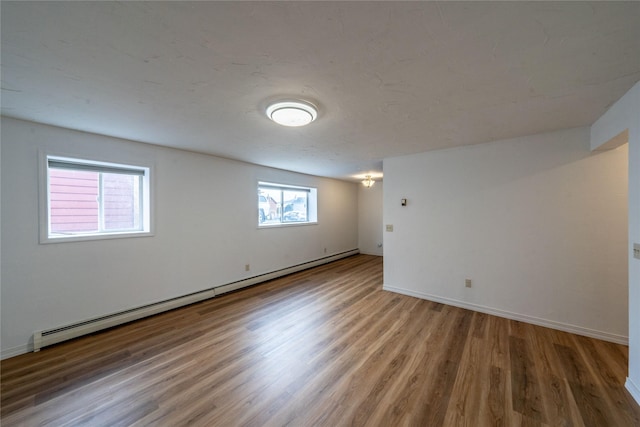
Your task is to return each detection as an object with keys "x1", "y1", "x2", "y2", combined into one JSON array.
[
  {"x1": 362, "y1": 175, "x2": 375, "y2": 188},
  {"x1": 266, "y1": 100, "x2": 318, "y2": 127}
]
